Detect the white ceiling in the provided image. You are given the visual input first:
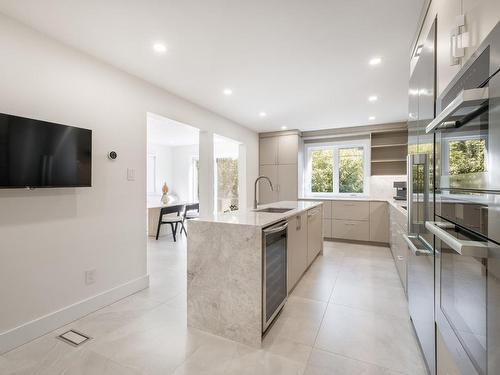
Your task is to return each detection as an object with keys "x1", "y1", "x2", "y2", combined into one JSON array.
[
  {"x1": 0, "y1": 0, "x2": 424, "y2": 132},
  {"x1": 147, "y1": 113, "x2": 199, "y2": 147}
]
